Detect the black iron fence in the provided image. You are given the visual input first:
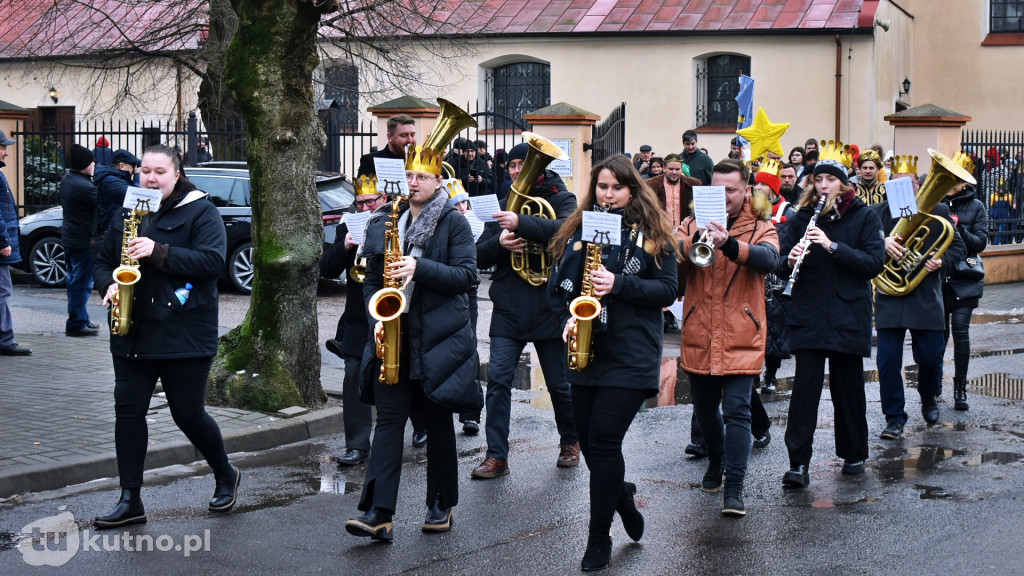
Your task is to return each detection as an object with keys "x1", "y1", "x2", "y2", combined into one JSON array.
[{"x1": 960, "y1": 129, "x2": 1024, "y2": 246}]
